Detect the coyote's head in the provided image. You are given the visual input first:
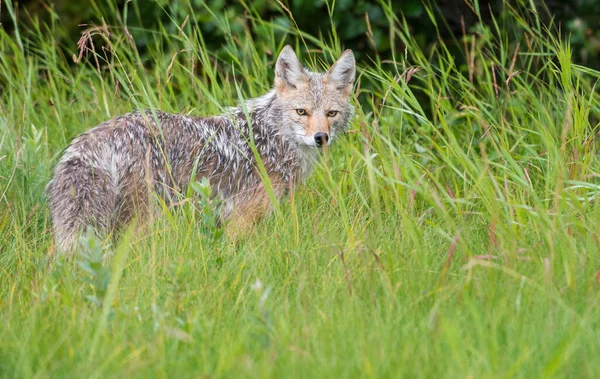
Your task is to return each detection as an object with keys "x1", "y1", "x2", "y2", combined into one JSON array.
[{"x1": 274, "y1": 46, "x2": 355, "y2": 148}]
